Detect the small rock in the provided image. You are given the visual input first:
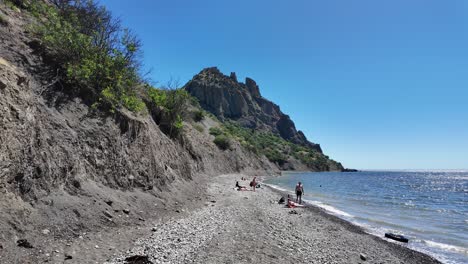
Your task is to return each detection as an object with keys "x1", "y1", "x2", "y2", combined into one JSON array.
[
  {"x1": 151, "y1": 227, "x2": 157, "y2": 232},
  {"x1": 138, "y1": 217, "x2": 145, "y2": 221},
  {"x1": 78, "y1": 236, "x2": 83, "y2": 240},
  {"x1": 0, "y1": 80, "x2": 6, "y2": 90},
  {"x1": 104, "y1": 200, "x2": 113, "y2": 206},
  {"x1": 123, "y1": 209, "x2": 130, "y2": 215},
  {"x1": 103, "y1": 211, "x2": 113, "y2": 218},
  {"x1": 64, "y1": 254, "x2": 73, "y2": 260},
  {"x1": 17, "y1": 76, "x2": 27, "y2": 86},
  {"x1": 360, "y1": 253, "x2": 367, "y2": 261},
  {"x1": 210, "y1": 200, "x2": 216, "y2": 203},
  {"x1": 289, "y1": 210, "x2": 298, "y2": 215},
  {"x1": 175, "y1": 210, "x2": 181, "y2": 213},
  {"x1": 95, "y1": 245, "x2": 99, "y2": 249},
  {"x1": 244, "y1": 197, "x2": 248, "y2": 199},
  {"x1": 17, "y1": 239, "x2": 33, "y2": 248},
  {"x1": 125, "y1": 255, "x2": 153, "y2": 264},
  {"x1": 42, "y1": 229, "x2": 50, "y2": 235}
]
